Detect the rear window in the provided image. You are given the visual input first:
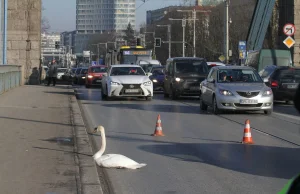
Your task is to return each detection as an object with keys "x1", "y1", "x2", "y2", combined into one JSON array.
[
  {"x1": 273, "y1": 68, "x2": 300, "y2": 83},
  {"x1": 91, "y1": 66, "x2": 107, "y2": 73}
]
